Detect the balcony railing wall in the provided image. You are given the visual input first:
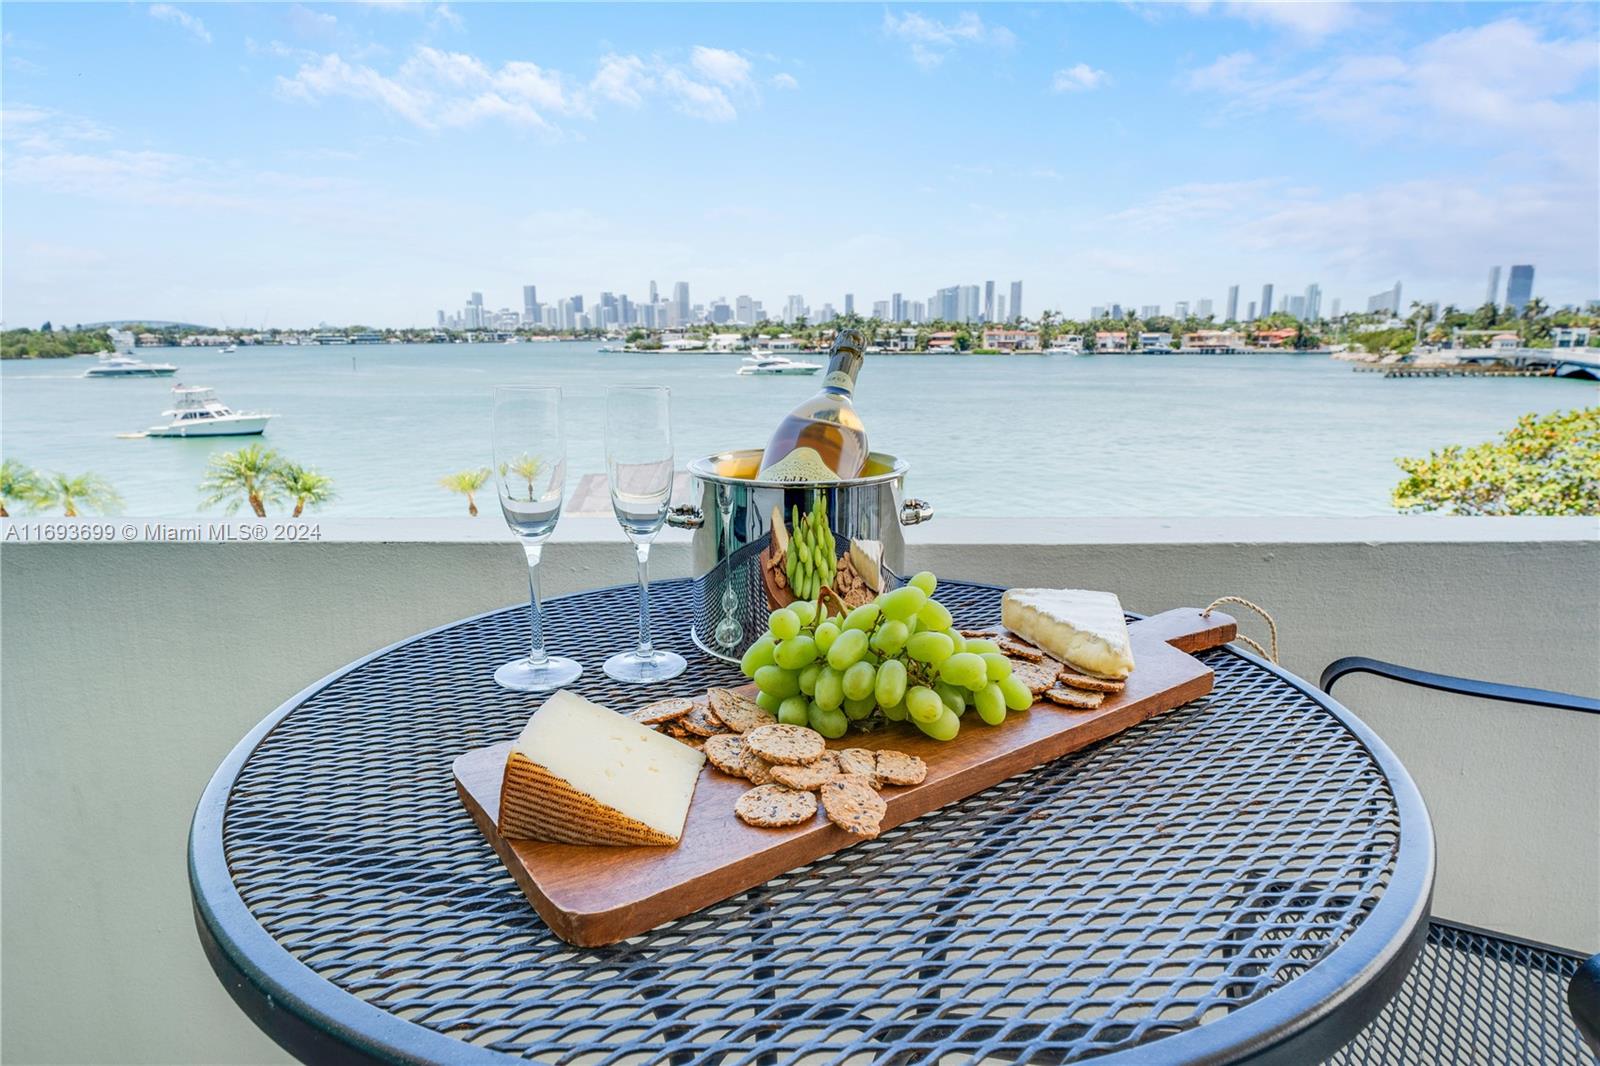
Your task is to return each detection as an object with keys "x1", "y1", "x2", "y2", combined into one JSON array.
[{"x1": 2, "y1": 516, "x2": 1595, "y2": 1065}]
